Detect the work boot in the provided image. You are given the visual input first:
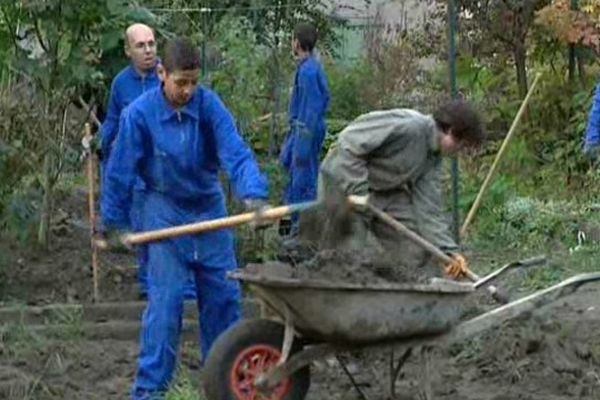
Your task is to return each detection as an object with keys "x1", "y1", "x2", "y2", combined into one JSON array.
[{"x1": 278, "y1": 218, "x2": 292, "y2": 237}]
